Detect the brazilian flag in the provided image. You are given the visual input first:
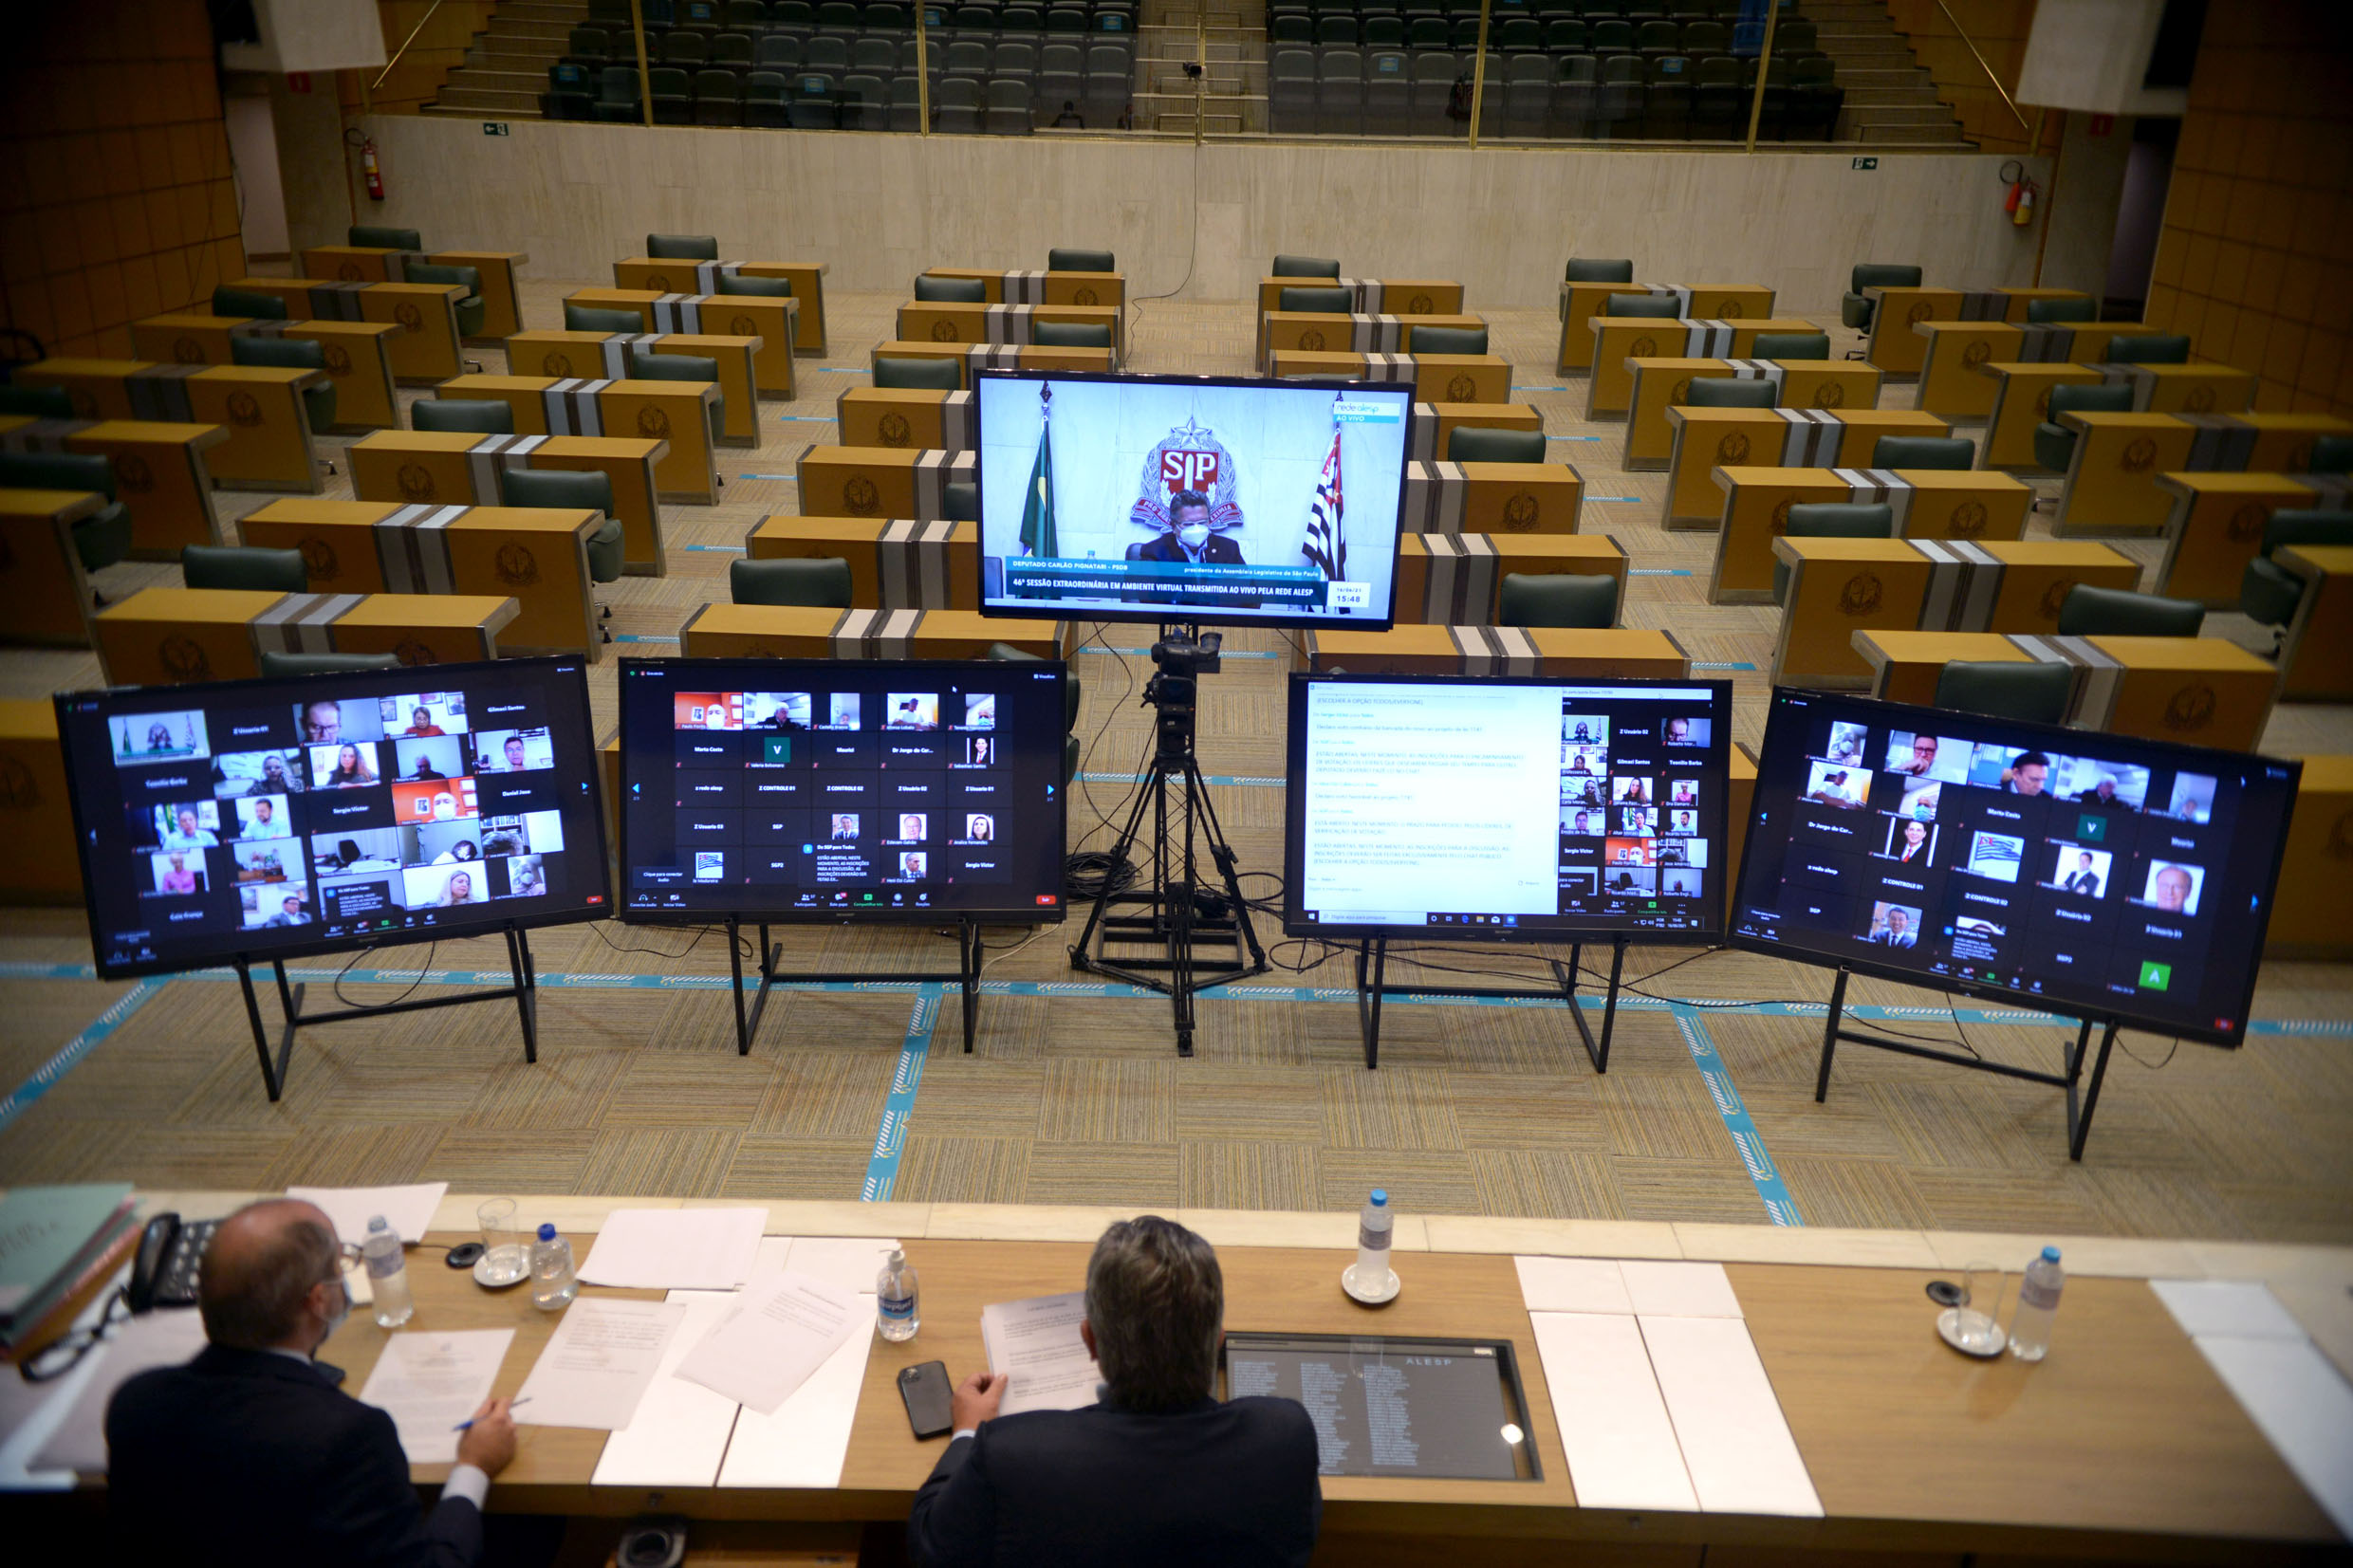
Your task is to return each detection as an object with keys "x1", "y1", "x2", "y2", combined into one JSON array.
[{"x1": 1018, "y1": 407, "x2": 1056, "y2": 560}]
